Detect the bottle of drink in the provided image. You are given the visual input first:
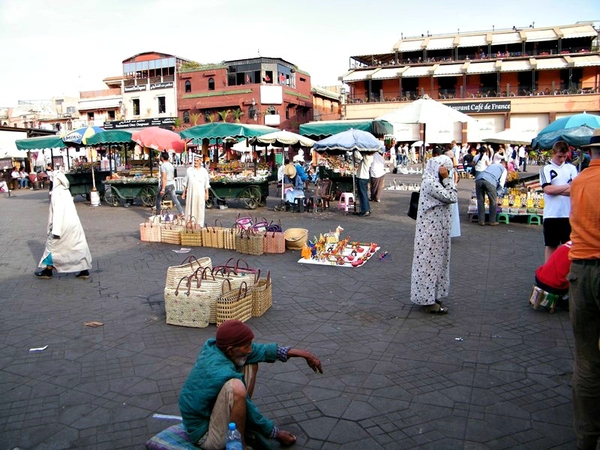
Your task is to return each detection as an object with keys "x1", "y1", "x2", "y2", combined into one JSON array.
[{"x1": 225, "y1": 422, "x2": 243, "y2": 450}]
